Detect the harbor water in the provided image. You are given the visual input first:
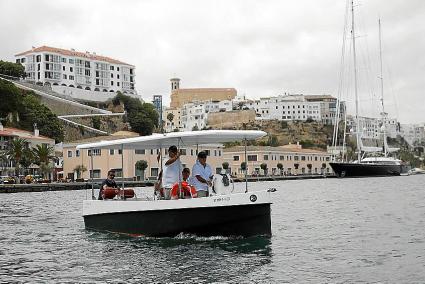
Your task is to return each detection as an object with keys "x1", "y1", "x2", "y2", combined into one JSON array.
[{"x1": 1, "y1": 175, "x2": 424, "y2": 283}]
